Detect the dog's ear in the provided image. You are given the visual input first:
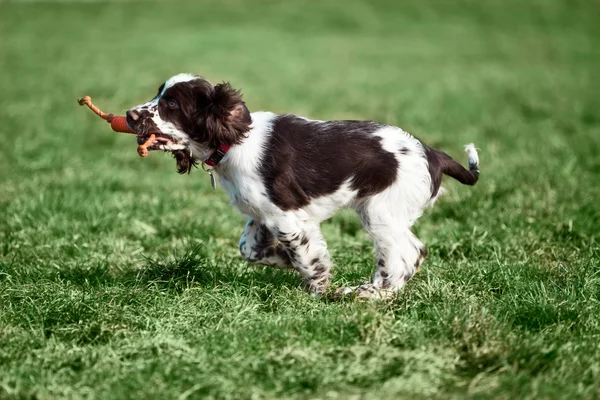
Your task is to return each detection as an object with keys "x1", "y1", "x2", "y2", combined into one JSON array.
[{"x1": 200, "y1": 82, "x2": 252, "y2": 149}]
